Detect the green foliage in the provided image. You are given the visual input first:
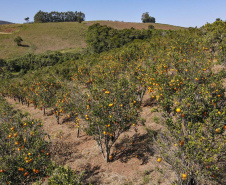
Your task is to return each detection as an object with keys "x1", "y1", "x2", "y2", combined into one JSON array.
[
  {"x1": 0, "y1": 95, "x2": 85, "y2": 184},
  {"x1": 0, "y1": 59, "x2": 6, "y2": 75},
  {"x1": 215, "y1": 18, "x2": 222, "y2": 21},
  {"x1": 200, "y1": 19, "x2": 226, "y2": 44},
  {"x1": 148, "y1": 25, "x2": 155, "y2": 29},
  {"x1": 0, "y1": 51, "x2": 81, "y2": 75},
  {"x1": 47, "y1": 165, "x2": 84, "y2": 185},
  {"x1": 141, "y1": 12, "x2": 156, "y2": 23},
  {"x1": 85, "y1": 23, "x2": 153, "y2": 53},
  {"x1": 150, "y1": 107, "x2": 158, "y2": 112},
  {"x1": 81, "y1": 77, "x2": 141, "y2": 162},
  {"x1": 153, "y1": 116, "x2": 159, "y2": 124},
  {"x1": 0, "y1": 96, "x2": 51, "y2": 184},
  {"x1": 145, "y1": 20, "x2": 226, "y2": 184},
  {"x1": 24, "y1": 17, "x2": 29, "y2": 23},
  {"x1": 14, "y1": 36, "x2": 23, "y2": 46},
  {"x1": 0, "y1": 20, "x2": 225, "y2": 184},
  {"x1": 142, "y1": 170, "x2": 150, "y2": 184},
  {"x1": 34, "y1": 10, "x2": 85, "y2": 23}
]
